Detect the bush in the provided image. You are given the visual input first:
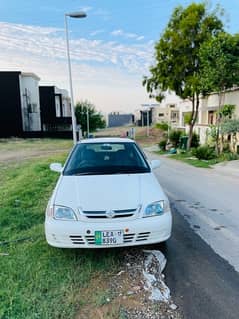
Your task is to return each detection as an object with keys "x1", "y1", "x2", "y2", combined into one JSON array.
[
  {"x1": 190, "y1": 132, "x2": 200, "y2": 148},
  {"x1": 192, "y1": 145, "x2": 216, "y2": 160},
  {"x1": 155, "y1": 122, "x2": 169, "y2": 131},
  {"x1": 169, "y1": 130, "x2": 182, "y2": 147},
  {"x1": 158, "y1": 140, "x2": 167, "y2": 151},
  {"x1": 221, "y1": 152, "x2": 239, "y2": 161}
]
